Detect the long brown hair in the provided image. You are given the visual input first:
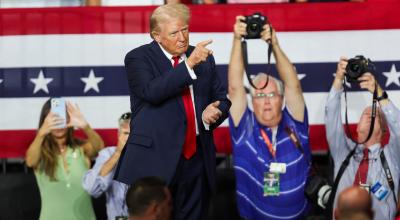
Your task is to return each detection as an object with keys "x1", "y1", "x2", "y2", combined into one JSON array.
[{"x1": 37, "y1": 98, "x2": 84, "y2": 181}]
